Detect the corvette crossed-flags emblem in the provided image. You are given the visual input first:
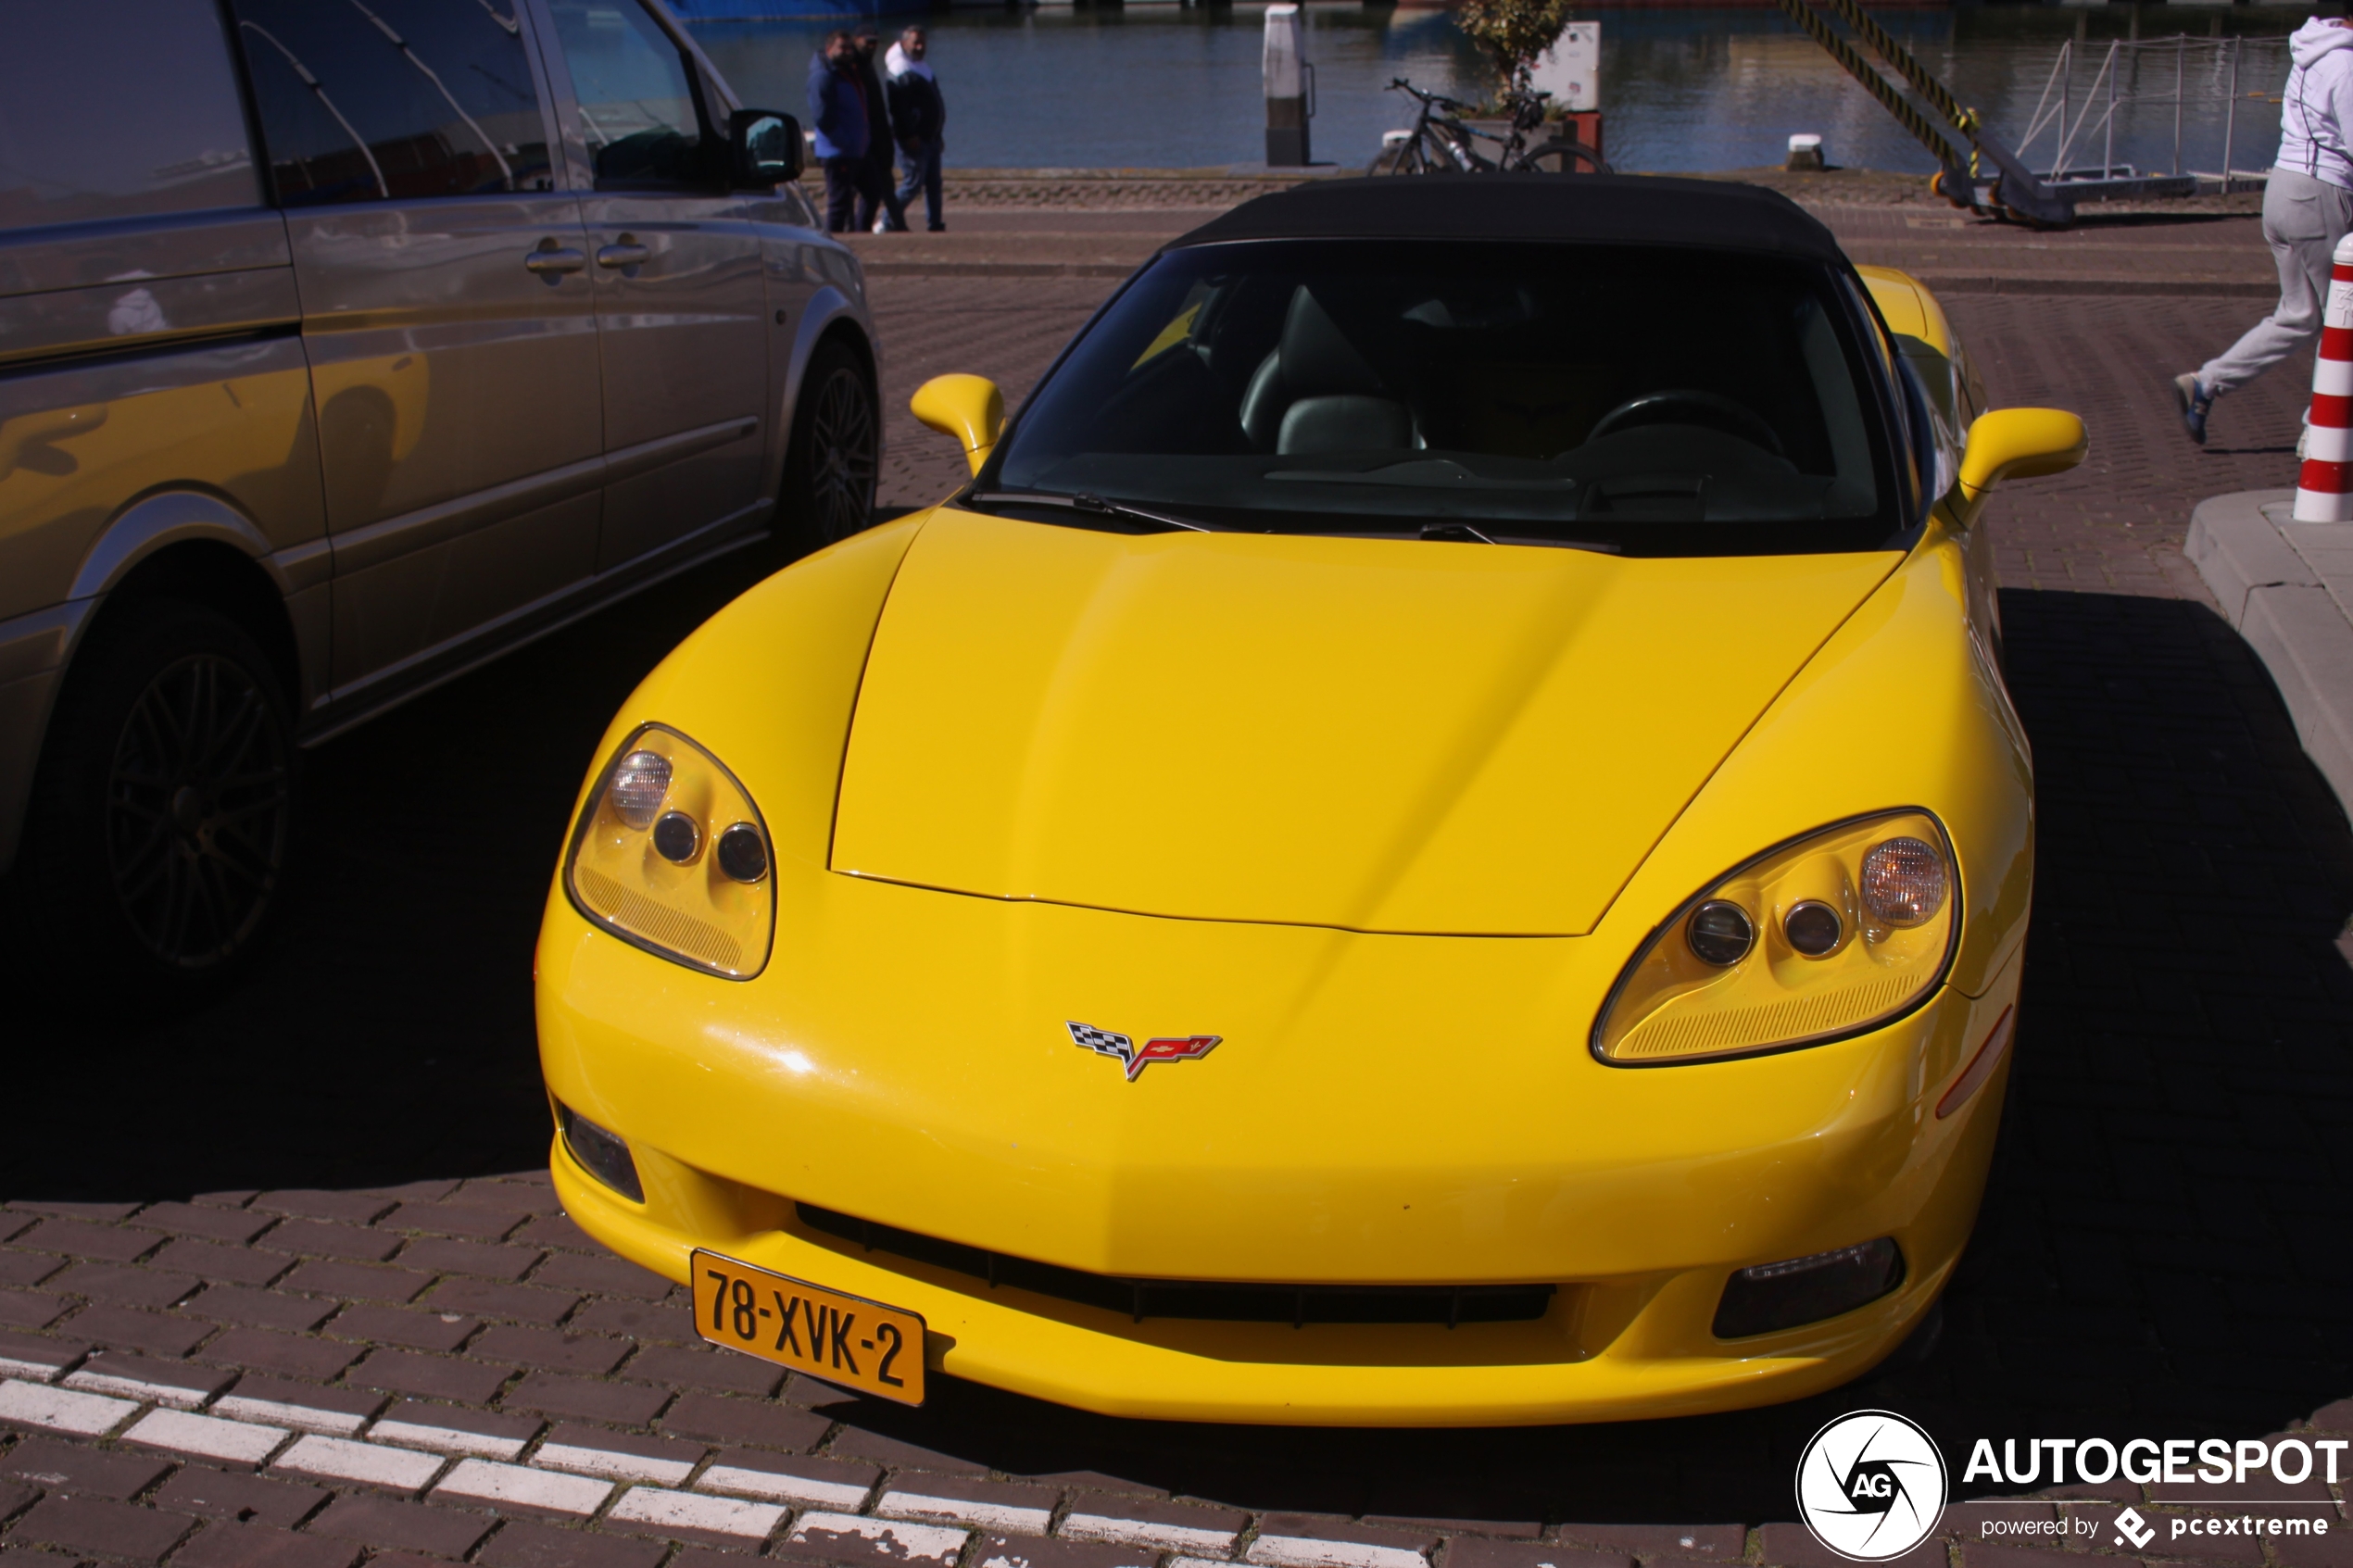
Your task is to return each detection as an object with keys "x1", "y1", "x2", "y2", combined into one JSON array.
[{"x1": 1066, "y1": 1022, "x2": 1222, "y2": 1081}]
